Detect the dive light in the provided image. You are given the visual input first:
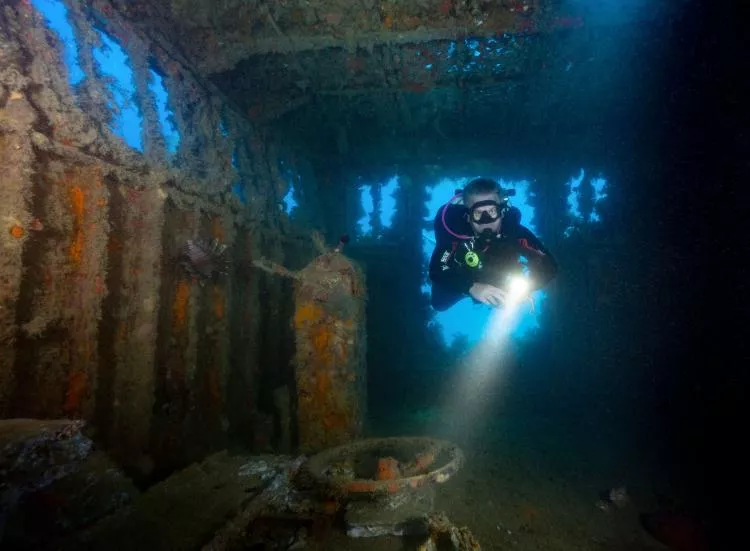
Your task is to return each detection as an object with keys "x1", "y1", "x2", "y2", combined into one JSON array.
[{"x1": 505, "y1": 274, "x2": 532, "y2": 304}]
